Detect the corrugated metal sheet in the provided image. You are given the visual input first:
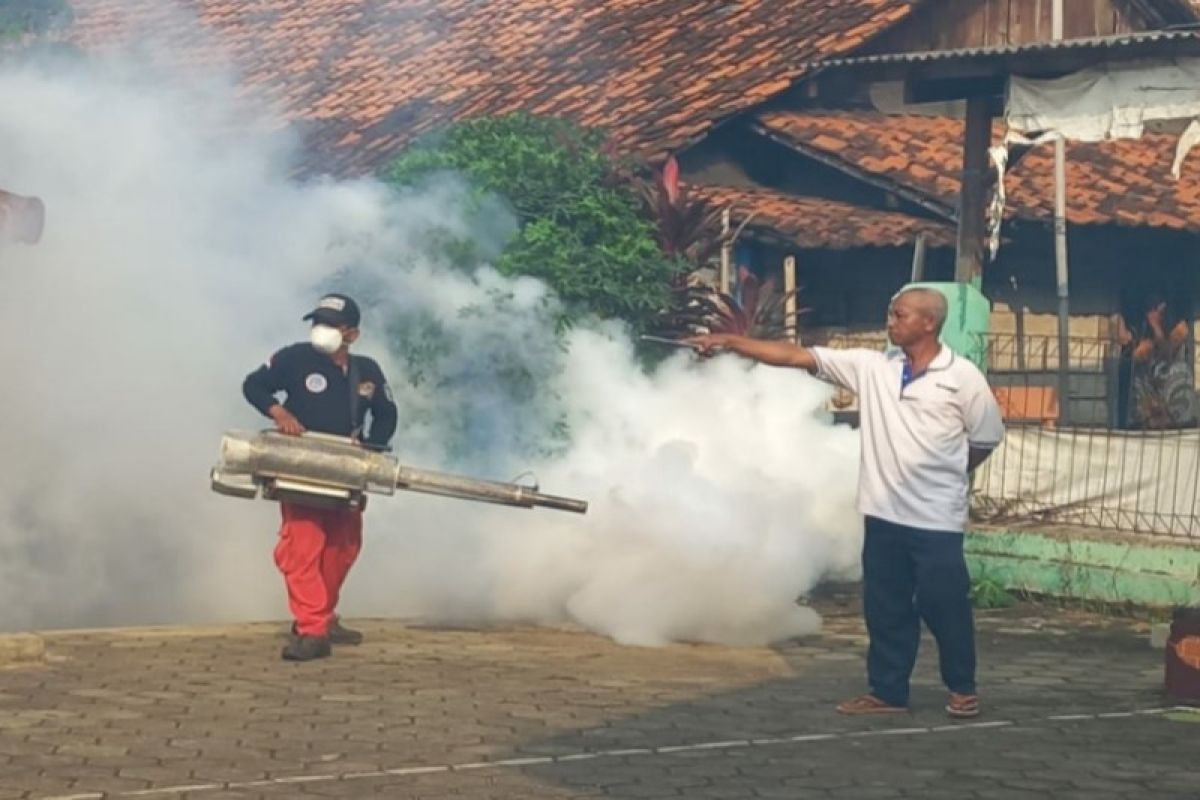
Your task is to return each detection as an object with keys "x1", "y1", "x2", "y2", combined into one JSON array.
[{"x1": 807, "y1": 29, "x2": 1200, "y2": 70}]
